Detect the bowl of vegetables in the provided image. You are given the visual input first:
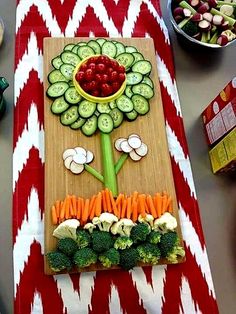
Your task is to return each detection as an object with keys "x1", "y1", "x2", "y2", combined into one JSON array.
[
  {"x1": 168, "y1": 0, "x2": 236, "y2": 48},
  {"x1": 73, "y1": 55, "x2": 127, "y2": 103}
]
